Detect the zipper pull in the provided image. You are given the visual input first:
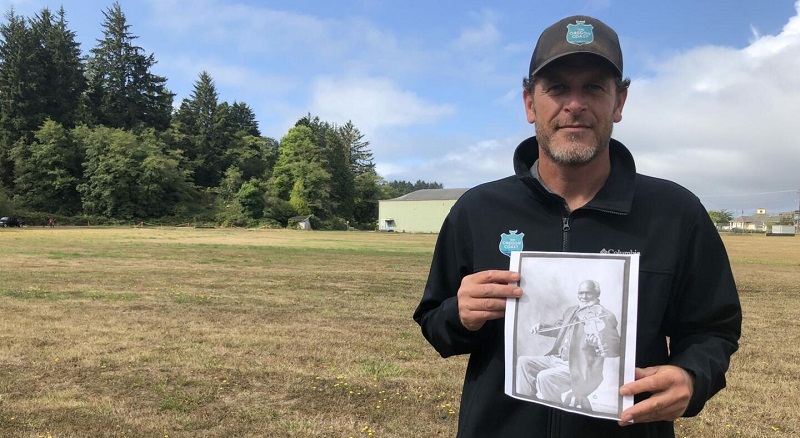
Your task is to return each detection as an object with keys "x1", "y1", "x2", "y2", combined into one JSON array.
[{"x1": 562, "y1": 217, "x2": 570, "y2": 232}]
